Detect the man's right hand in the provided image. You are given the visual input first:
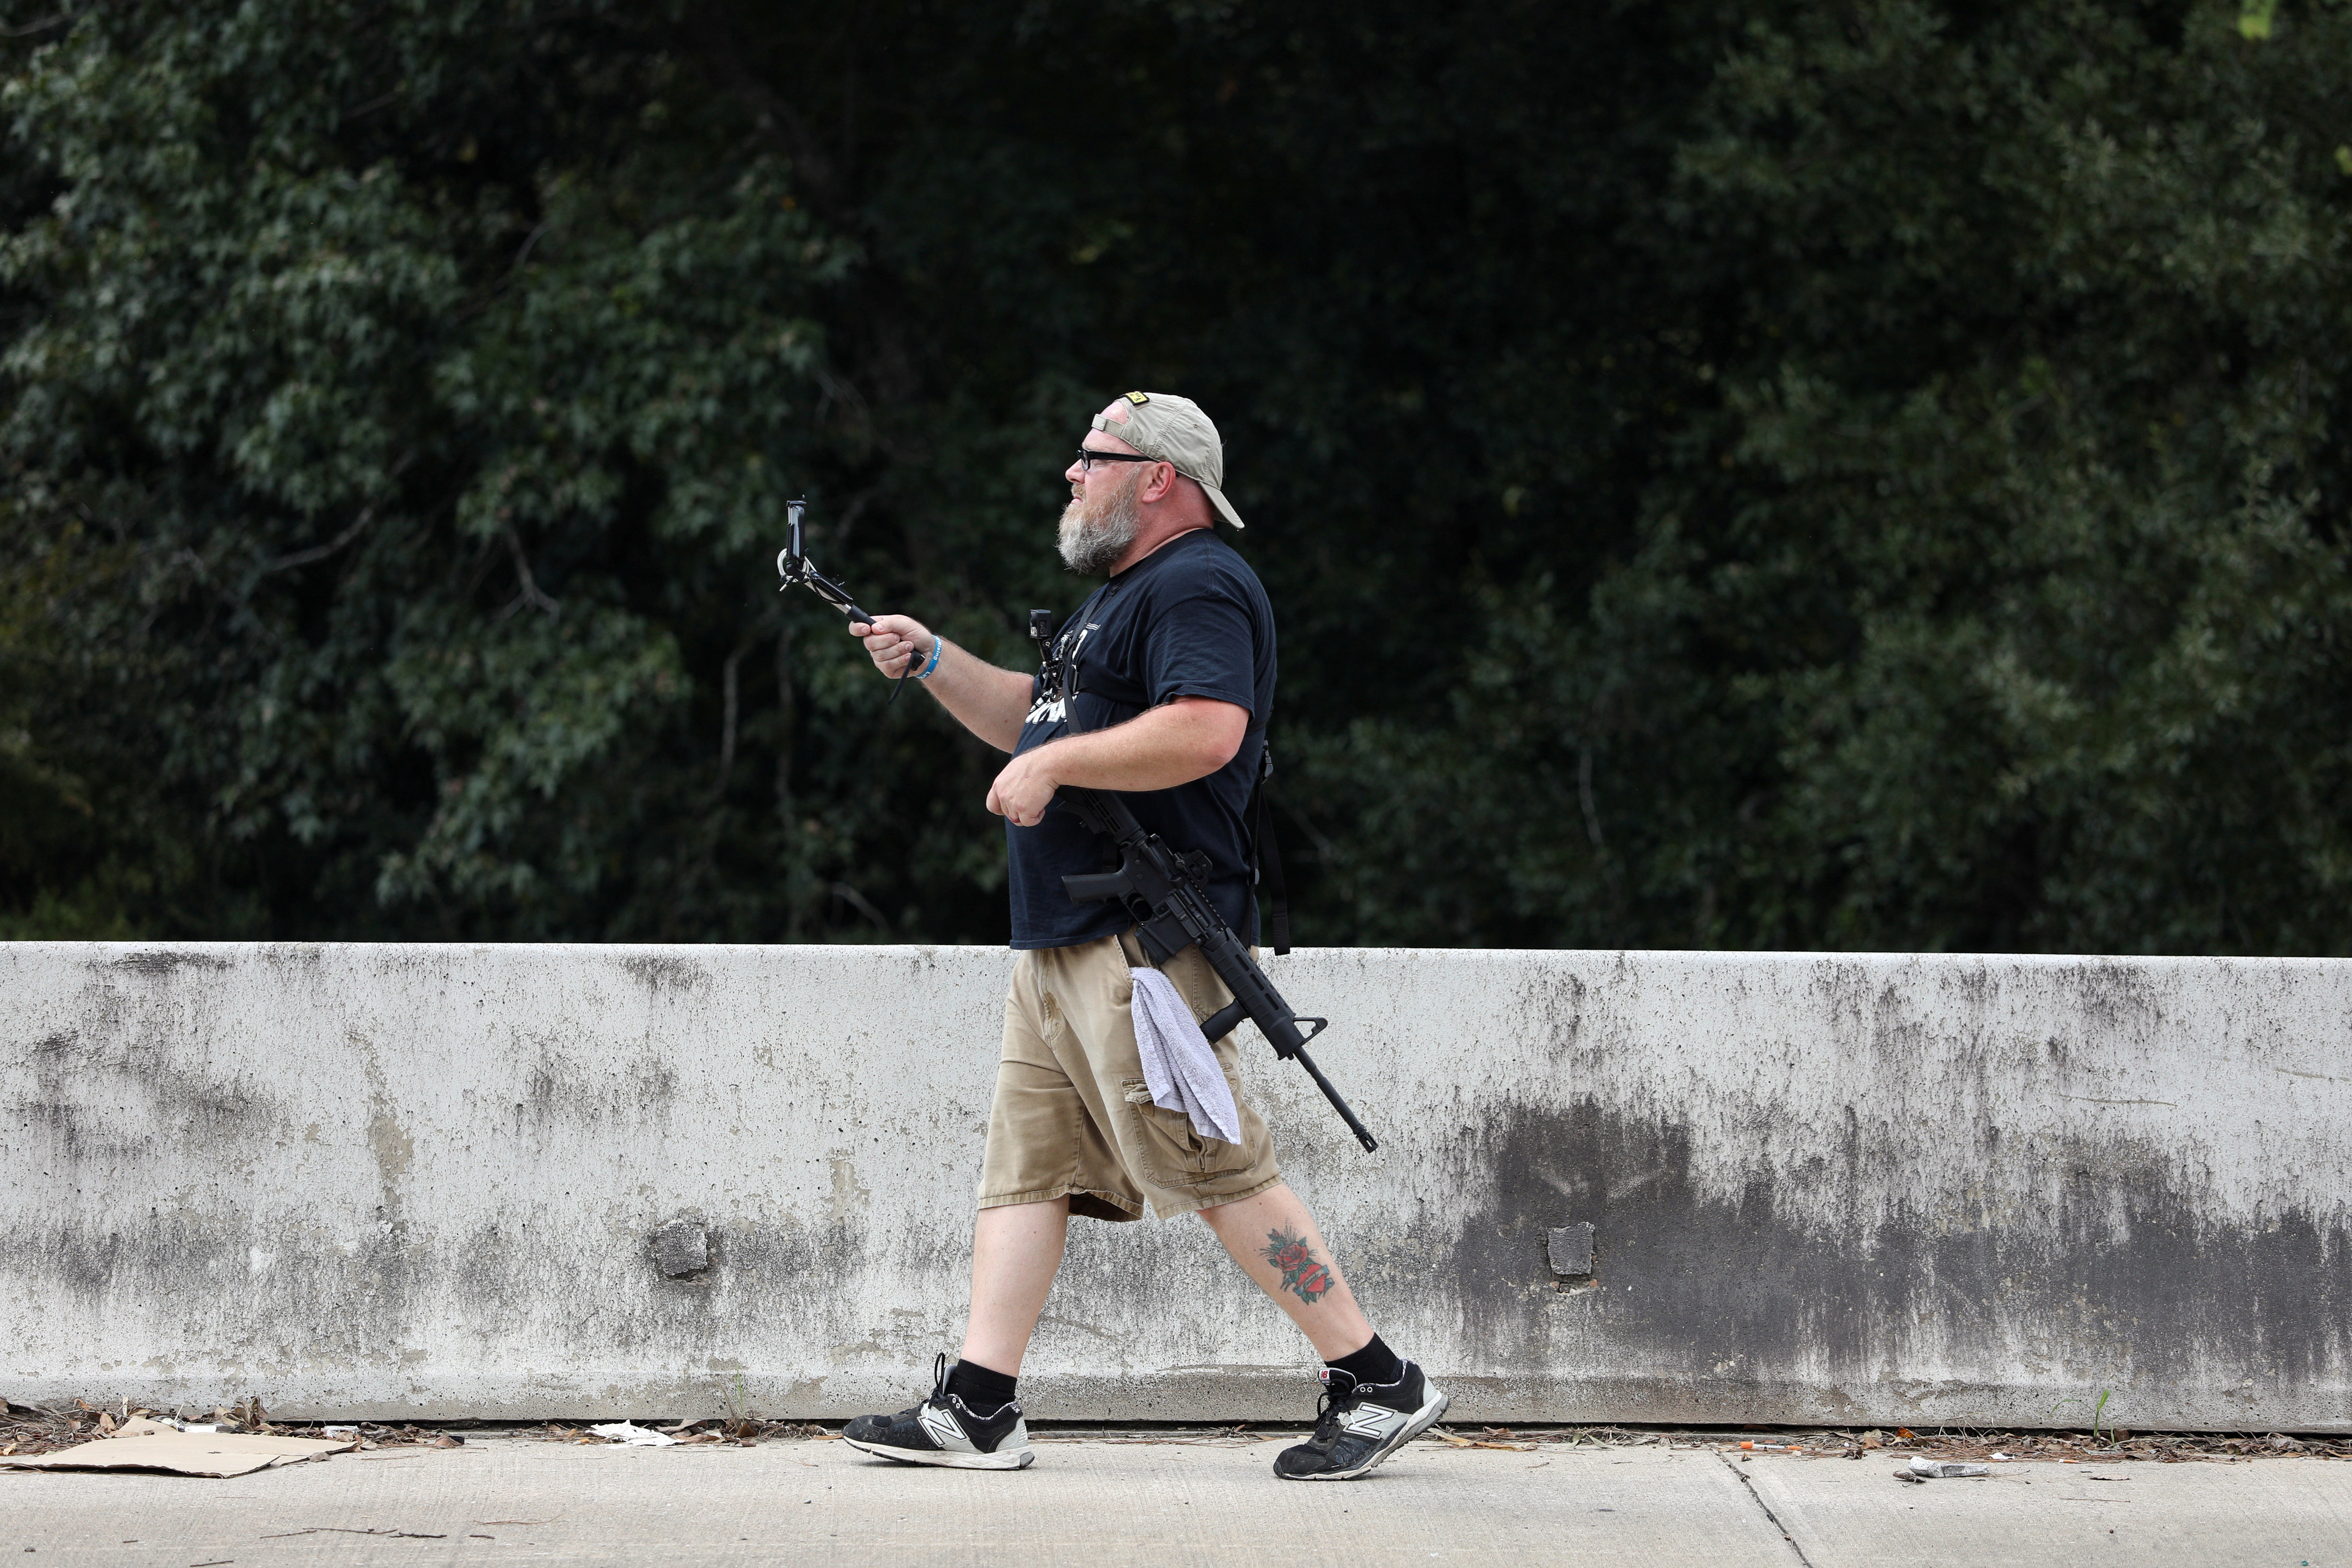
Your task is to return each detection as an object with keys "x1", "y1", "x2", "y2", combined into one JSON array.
[
  {"x1": 840, "y1": 609, "x2": 1035, "y2": 754},
  {"x1": 850, "y1": 613, "x2": 933, "y2": 679}
]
